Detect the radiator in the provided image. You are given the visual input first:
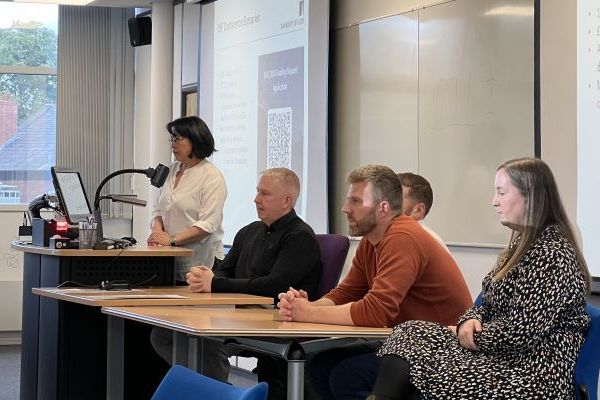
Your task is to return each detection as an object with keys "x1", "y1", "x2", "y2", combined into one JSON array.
[{"x1": 0, "y1": 280, "x2": 22, "y2": 333}]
